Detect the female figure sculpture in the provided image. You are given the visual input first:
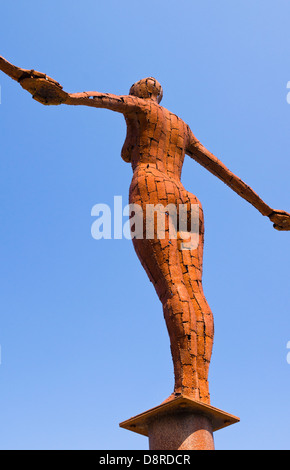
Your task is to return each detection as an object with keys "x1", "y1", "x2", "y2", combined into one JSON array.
[{"x1": 1, "y1": 56, "x2": 289, "y2": 405}]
